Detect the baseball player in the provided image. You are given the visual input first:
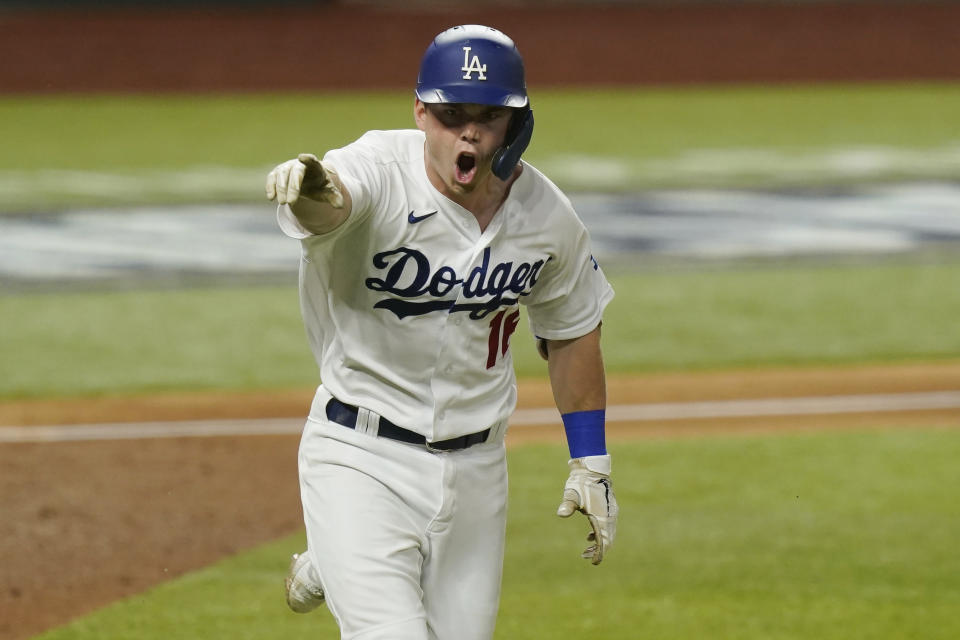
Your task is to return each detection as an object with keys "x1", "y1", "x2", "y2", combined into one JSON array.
[{"x1": 265, "y1": 24, "x2": 618, "y2": 640}]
